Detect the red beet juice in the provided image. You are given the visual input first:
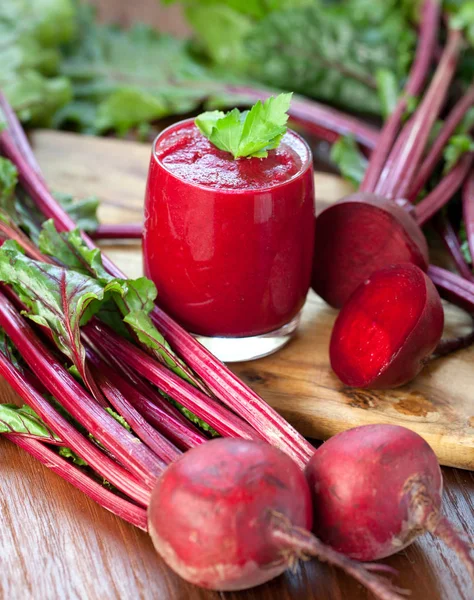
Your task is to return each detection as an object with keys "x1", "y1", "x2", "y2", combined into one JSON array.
[{"x1": 144, "y1": 119, "x2": 315, "y2": 357}]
